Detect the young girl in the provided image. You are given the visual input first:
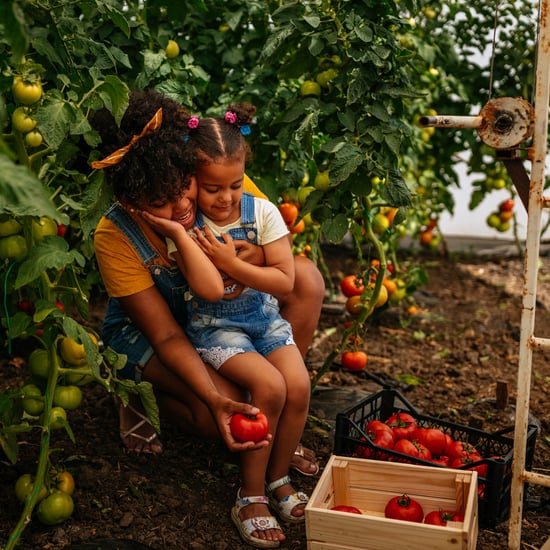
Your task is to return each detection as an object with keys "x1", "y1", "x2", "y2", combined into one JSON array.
[{"x1": 147, "y1": 103, "x2": 311, "y2": 548}]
